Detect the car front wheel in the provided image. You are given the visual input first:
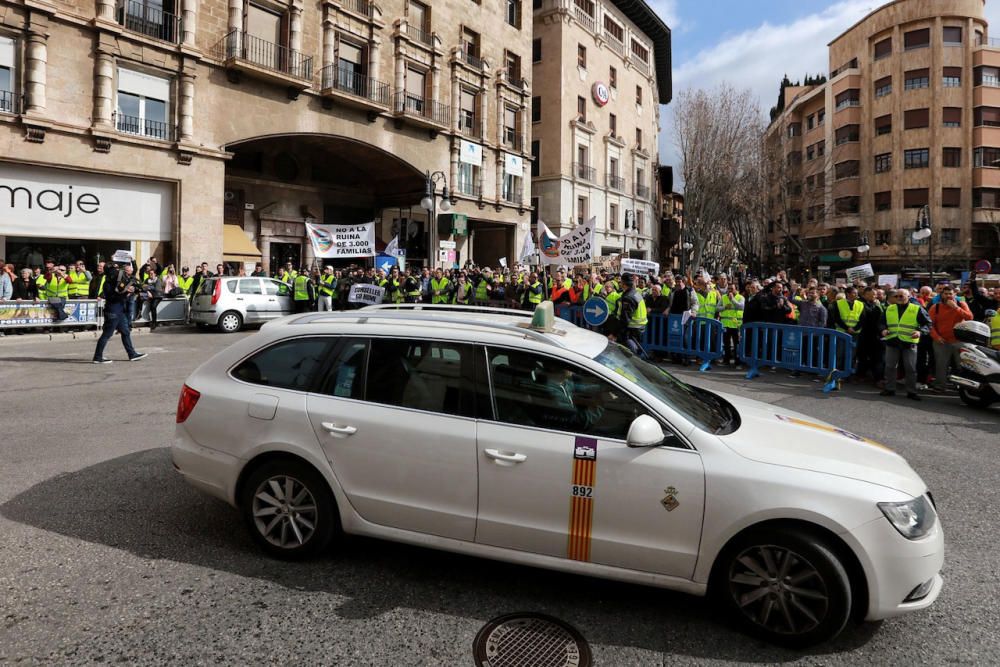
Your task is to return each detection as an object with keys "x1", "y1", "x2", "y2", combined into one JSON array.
[
  {"x1": 715, "y1": 527, "x2": 852, "y2": 647},
  {"x1": 240, "y1": 459, "x2": 337, "y2": 560}
]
